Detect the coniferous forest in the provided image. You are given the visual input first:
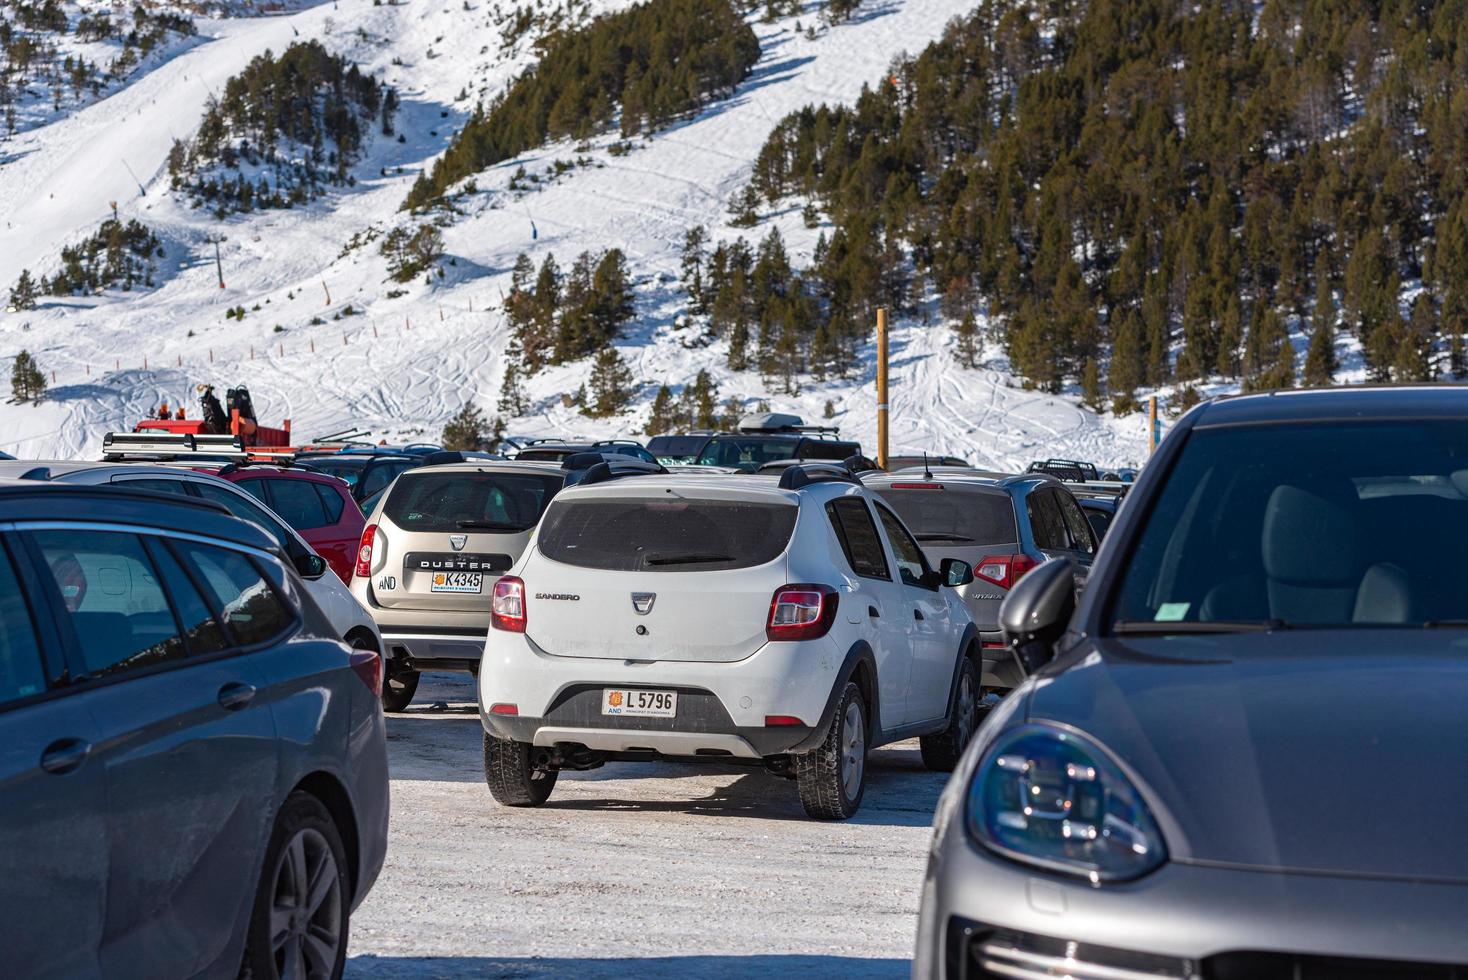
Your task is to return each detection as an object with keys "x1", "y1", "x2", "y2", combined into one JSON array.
[
  {"x1": 733, "y1": 0, "x2": 1468, "y2": 408},
  {"x1": 404, "y1": 0, "x2": 760, "y2": 208}
]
